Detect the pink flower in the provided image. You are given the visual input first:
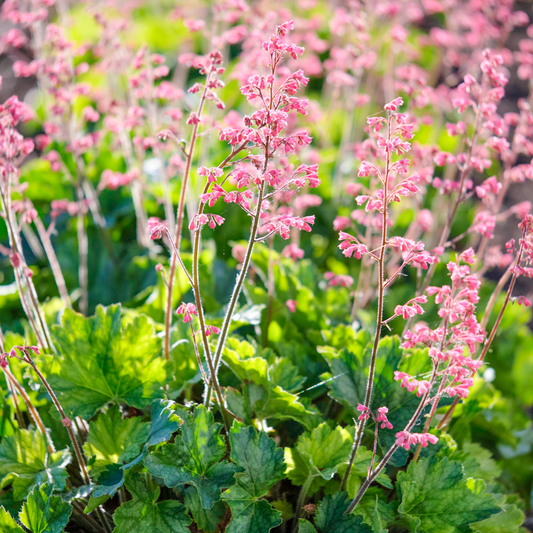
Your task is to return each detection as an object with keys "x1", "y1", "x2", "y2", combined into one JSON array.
[
  {"x1": 376, "y1": 407, "x2": 393, "y2": 429},
  {"x1": 286, "y1": 299, "x2": 297, "y2": 313},
  {"x1": 395, "y1": 431, "x2": 438, "y2": 450},
  {"x1": 147, "y1": 218, "x2": 166, "y2": 240},
  {"x1": 205, "y1": 325, "x2": 220, "y2": 336},
  {"x1": 282, "y1": 244, "x2": 304, "y2": 261},
  {"x1": 357, "y1": 404, "x2": 371, "y2": 421},
  {"x1": 384, "y1": 97, "x2": 404, "y2": 111},
  {"x1": 176, "y1": 302, "x2": 197, "y2": 323}
]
